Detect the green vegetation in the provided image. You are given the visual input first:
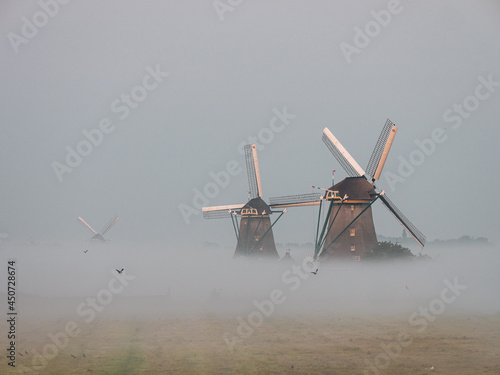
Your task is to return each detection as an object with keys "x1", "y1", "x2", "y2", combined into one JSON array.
[{"x1": 363, "y1": 241, "x2": 415, "y2": 261}]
